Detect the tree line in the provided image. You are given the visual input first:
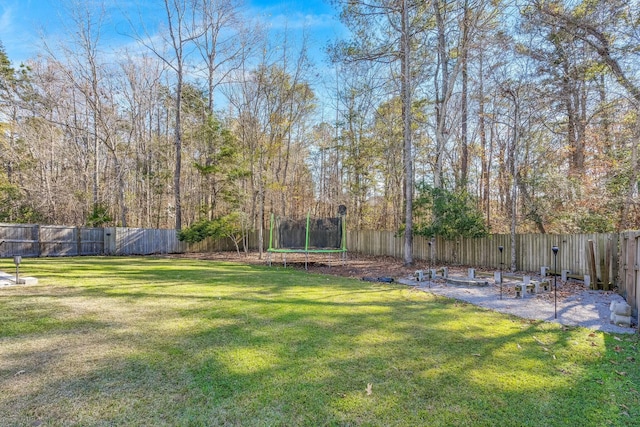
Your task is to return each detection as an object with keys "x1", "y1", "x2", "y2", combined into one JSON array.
[{"x1": 1, "y1": 0, "x2": 639, "y2": 262}]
